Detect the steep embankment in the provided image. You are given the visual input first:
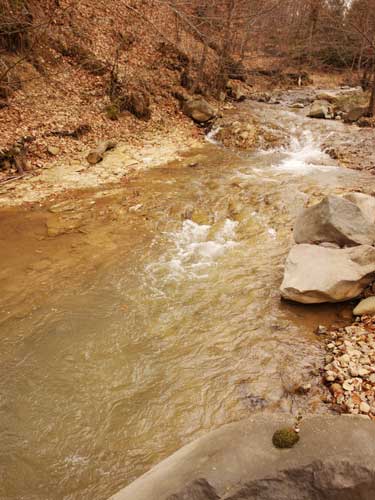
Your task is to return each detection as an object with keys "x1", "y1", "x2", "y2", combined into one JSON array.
[{"x1": 0, "y1": 0, "x2": 221, "y2": 188}]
